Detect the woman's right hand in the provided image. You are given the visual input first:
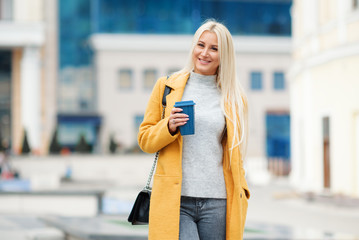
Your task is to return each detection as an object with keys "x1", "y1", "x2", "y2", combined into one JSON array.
[{"x1": 168, "y1": 108, "x2": 189, "y2": 135}]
